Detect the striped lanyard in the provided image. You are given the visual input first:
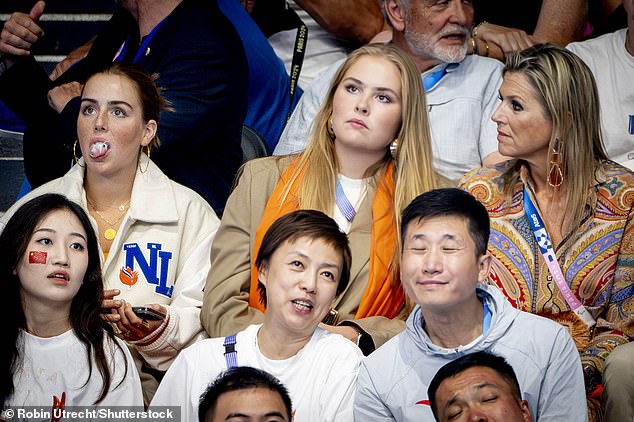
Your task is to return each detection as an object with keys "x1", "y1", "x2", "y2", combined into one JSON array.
[
  {"x1": 523, "y1": 189, "x2": 595, "y2": 327},
  {"x1": 223, "y1": 334, "x2": 238, "y2": 368},
  {"x1": 335, "y1": 178, "x2": 357, "y2": 222}
]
